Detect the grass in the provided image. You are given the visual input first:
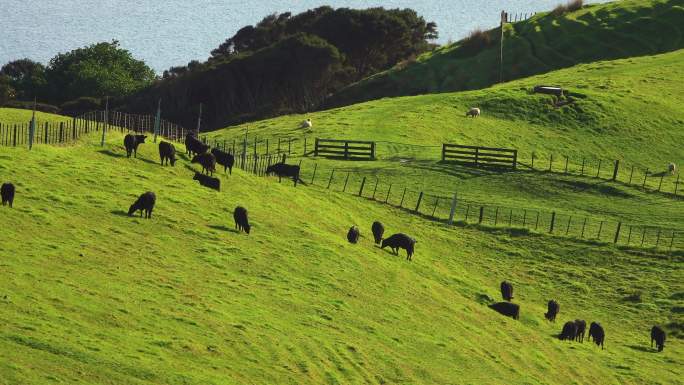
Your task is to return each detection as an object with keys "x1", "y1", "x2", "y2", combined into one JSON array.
[
  {"x1": 325, "y1": 0, "x2": 684, "y2": 108},
  {"x1": 207, "y1": 50, "x2": 684, "y2": 237},
  {"x1": 0, "y1": 108, "x2": 71, "y2": 126},
  {"x1": 0, "y1": 133, "x2": 682, "y2": 384}
]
